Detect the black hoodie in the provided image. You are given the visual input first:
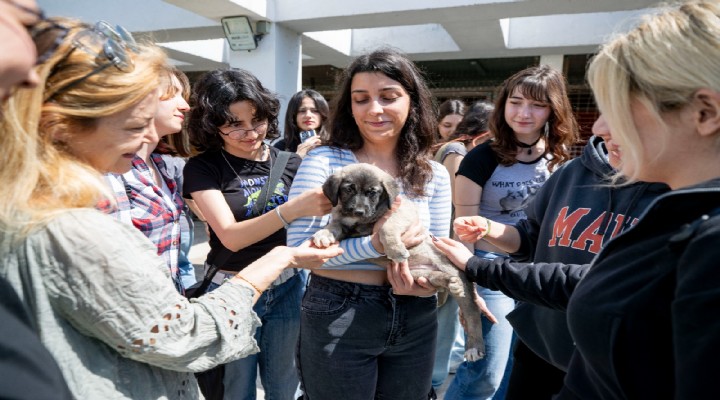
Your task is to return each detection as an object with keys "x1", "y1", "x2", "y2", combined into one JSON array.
[{"x1": 483, "y1": 136, "x2": 669, "y2": 370}]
